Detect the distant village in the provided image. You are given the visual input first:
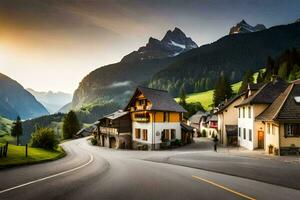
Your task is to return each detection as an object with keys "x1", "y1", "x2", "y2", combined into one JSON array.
[{"x1": 80, "y1": 77, "x2": 300, "y2": 156}]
